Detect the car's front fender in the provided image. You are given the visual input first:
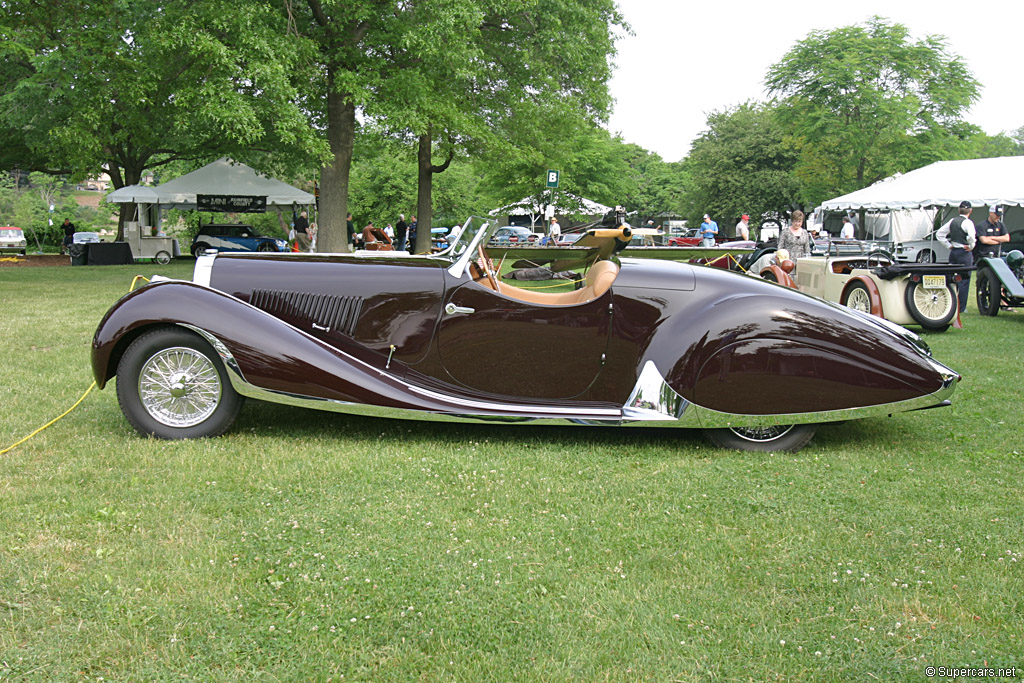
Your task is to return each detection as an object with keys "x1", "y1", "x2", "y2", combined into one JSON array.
[{"x1": 91, "y1": 281, "x2": 405, "y2": 404}]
